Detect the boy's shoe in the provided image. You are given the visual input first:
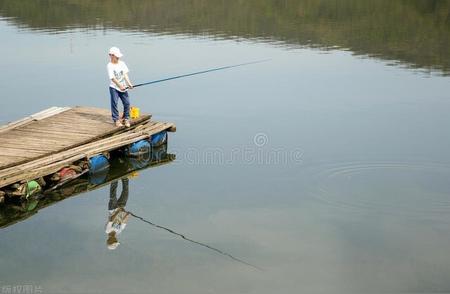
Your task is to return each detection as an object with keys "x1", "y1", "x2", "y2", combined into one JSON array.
[
  {"x1": 124, "y1": 119, "x2": 131, "y2": 128},
  {"x1": 115, "y1": 120, "x2": 124, "y2": 127}
]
